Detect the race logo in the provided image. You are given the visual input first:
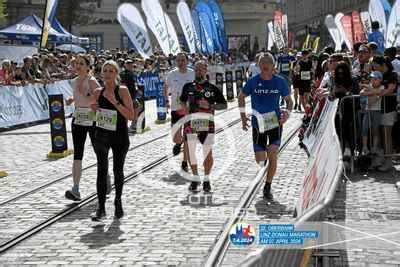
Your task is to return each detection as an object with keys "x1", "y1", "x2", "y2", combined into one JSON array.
[
  {"x1": 50, "y1": 100, "x2": 62, "y2": 113},
  {"x1": 52, "y1": 118, "x2": 64, "y2": 130},
  {"x1": 229, "y1": 223, "x2": 256, "y2": 246},
  {"x1": 53, "y1": 136, "x2": 66, "y2": 148}
]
